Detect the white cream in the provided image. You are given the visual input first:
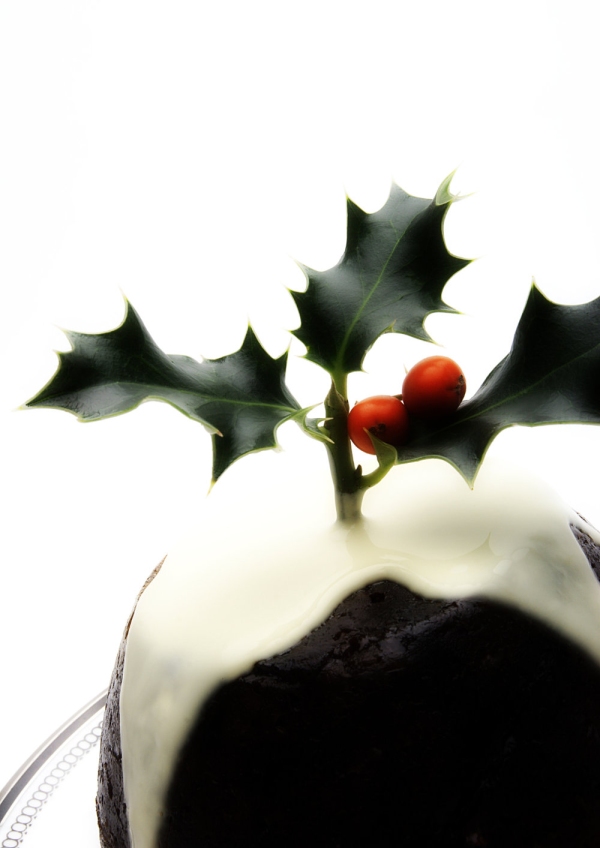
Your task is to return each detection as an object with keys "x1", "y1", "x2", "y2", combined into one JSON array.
[{"x1": 120, "y1": 455, "x2": 600, "y2": 848}]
